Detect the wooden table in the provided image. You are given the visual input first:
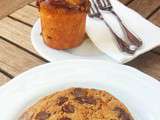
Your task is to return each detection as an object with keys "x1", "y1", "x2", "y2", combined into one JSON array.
[{"x1": 0, "y1": 0, "x2": 160, "y2": 86}]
